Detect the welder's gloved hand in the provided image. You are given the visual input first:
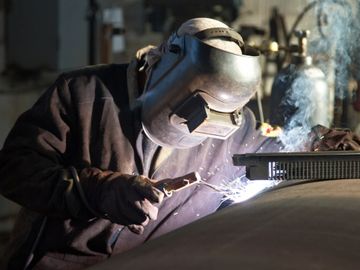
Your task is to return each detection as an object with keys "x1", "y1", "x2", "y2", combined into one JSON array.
[
  {"x1": 310, "y1": 125, "x2": 360, "y2": 151},
  {"x1": 80, "y1": 168, "x2": 164, "y2": 234}
]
